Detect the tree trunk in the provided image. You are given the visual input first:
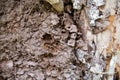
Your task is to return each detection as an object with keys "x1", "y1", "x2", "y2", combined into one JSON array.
[{"x1": 0, "y1": 0, "x2": 120, "y2": 80}]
